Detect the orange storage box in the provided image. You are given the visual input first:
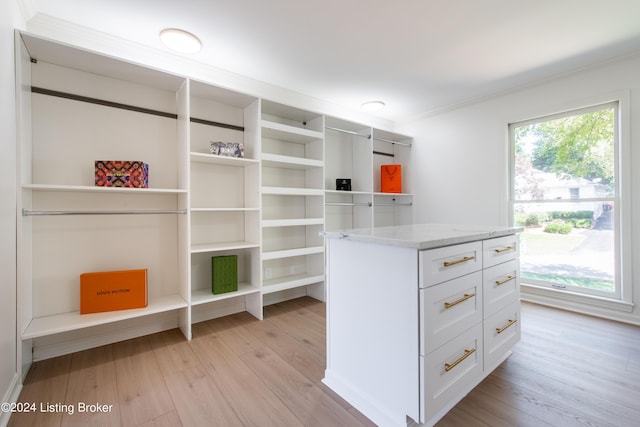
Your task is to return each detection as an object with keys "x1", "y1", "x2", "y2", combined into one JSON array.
[
  {"x1": 381, "y1": 164, "x2": 402, "y2": 193},
  {"x1": 80, "y1": 269, "x2": 148, "y2": 314}
]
